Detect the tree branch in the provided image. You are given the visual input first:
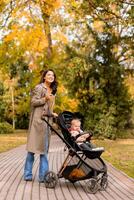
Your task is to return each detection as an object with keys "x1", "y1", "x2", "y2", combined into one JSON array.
[
  {"x1": 28, "y1": 1, "x2": 37, "y2": 23},
  {"x1": 88, "y1": 0, "x2": 120, "y2": 19},
  {"x1": 118, "y1": 0, "x2": 134, "y2": 6},
  {"x1": 119, "y1": 57, "x2": 130, "y2": 64},
  {"x1": 2, "y1": 0, "x2": 14, "y2": 27}
]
